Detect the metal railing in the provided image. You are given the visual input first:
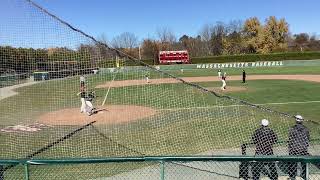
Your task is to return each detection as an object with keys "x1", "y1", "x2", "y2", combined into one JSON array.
[{"x1": 1, "y1": 156, "x2": 320, "y2": 180}]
